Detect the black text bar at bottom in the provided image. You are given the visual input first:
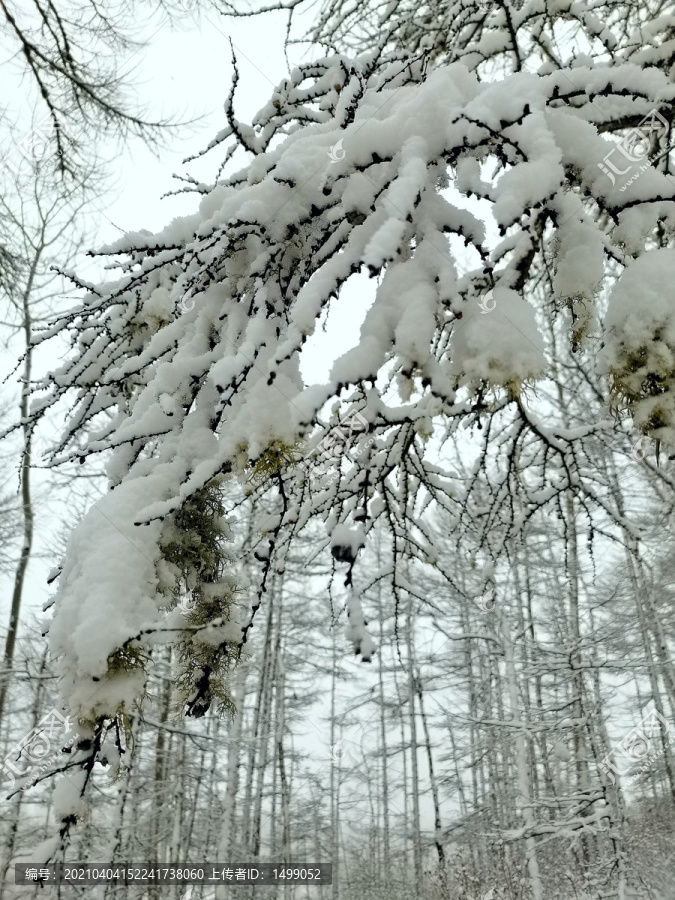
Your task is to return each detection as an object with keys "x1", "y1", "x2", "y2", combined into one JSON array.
[{"x1": 15, "y1": 863, "x2": 332, "y2": 884}]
